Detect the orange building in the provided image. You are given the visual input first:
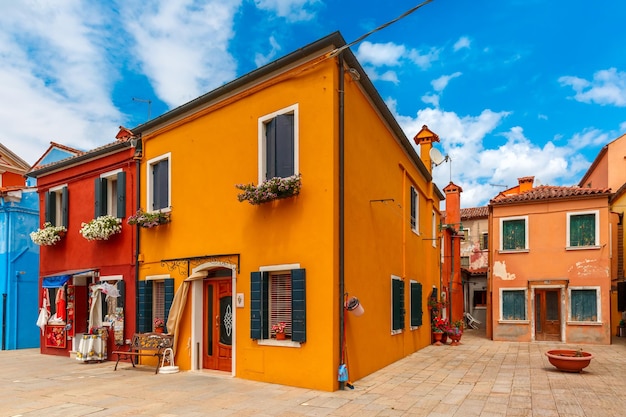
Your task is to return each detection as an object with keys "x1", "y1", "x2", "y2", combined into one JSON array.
[
  {"x1": 128, "y1": 32, "x2": 444, "y2": 390},
  {"x1": 488, "y1": 177, "x2": 612, "y2": 344}
]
